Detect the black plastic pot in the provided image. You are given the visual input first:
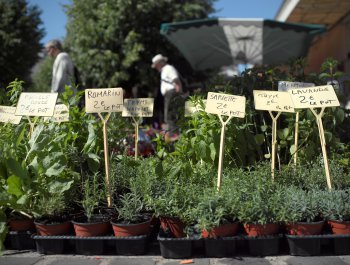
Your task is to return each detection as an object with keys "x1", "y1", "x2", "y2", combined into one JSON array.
[
  {"x1": 7, "y1": 231, "x2": 35, "y2": 250},
  {"x1": 204, "y1": 237, "x2": 236, "y2": 257},
  {"x1": 246, "y1": 235, "x2": 281, "y2": 256},
  {"x1": 286, "y1": 235, "x2": 322, "y2": 256}
]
